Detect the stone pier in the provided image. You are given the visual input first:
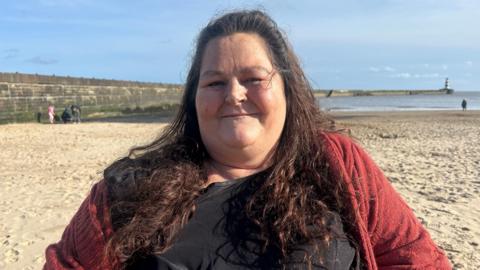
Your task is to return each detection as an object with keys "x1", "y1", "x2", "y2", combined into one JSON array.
[{"x1": 0, "y1": 72, "x2": 183, "y2": 124}]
